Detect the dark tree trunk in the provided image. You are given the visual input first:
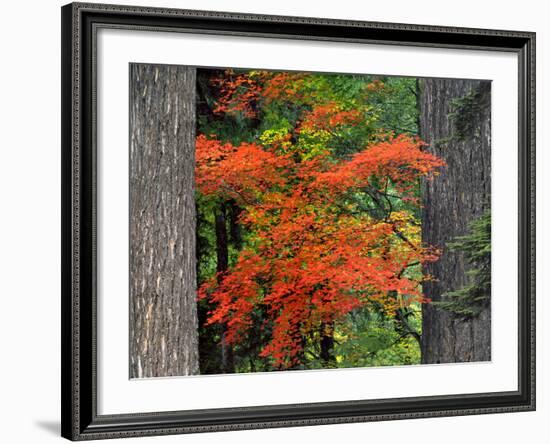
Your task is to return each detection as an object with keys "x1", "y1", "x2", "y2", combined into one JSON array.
[
  {"x1": 215, "y1": 202, "x2": 229, "y2": 275},
  {"x1": 320, "y1": 322, "x2": 335, "y2": 365},
  {"x1": 419, "y1": 78, "x2": 491, "y2": 364},
  {"x1": 129, "y1": 64, "x2": 199, "y2": 378},
  {"x1": 214, "y1": 202, "x2": 235, "y2": 373}
]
